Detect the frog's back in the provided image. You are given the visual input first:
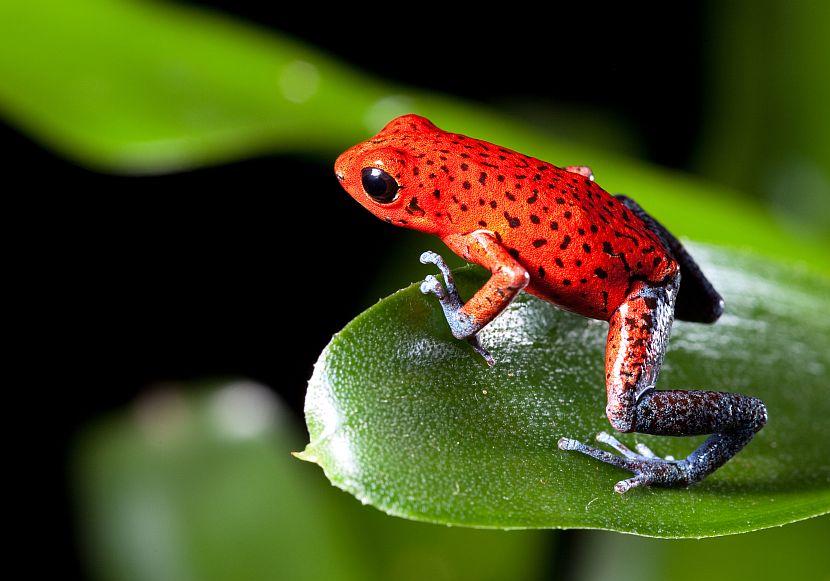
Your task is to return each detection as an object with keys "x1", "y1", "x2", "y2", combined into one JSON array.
[
  {"x1": 375, "y1": 116, "x2": 676, "y2": 320},
  {"x1": 480, "y1": 162, "x2": 676, "y2": 320}
]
